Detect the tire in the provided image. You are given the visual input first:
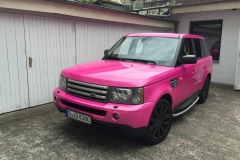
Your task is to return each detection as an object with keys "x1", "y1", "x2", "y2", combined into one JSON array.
[
  {"x1": 198, "y1": 77, "x2": 210, "y2": 104},
  {"x1": 143, "y1": 99, "x2": 172, "y2": 145}
]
